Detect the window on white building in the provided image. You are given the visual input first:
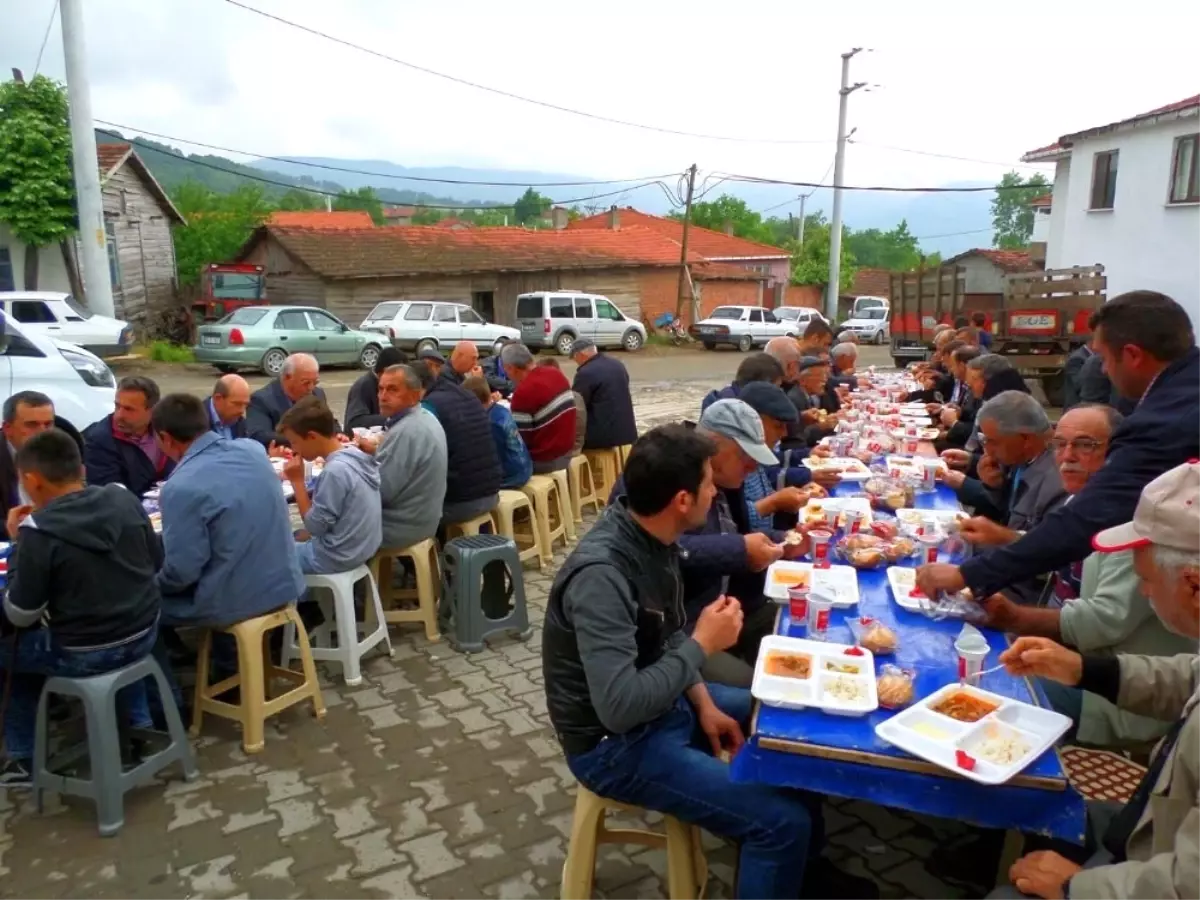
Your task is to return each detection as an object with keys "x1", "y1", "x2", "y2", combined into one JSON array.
[
  {"x1": 1169, "y1": 134, "x2": 1199, "y2": 204},
  {"x1": 1089, "y1": 150, "x2": 1119, "y2": 210}
]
